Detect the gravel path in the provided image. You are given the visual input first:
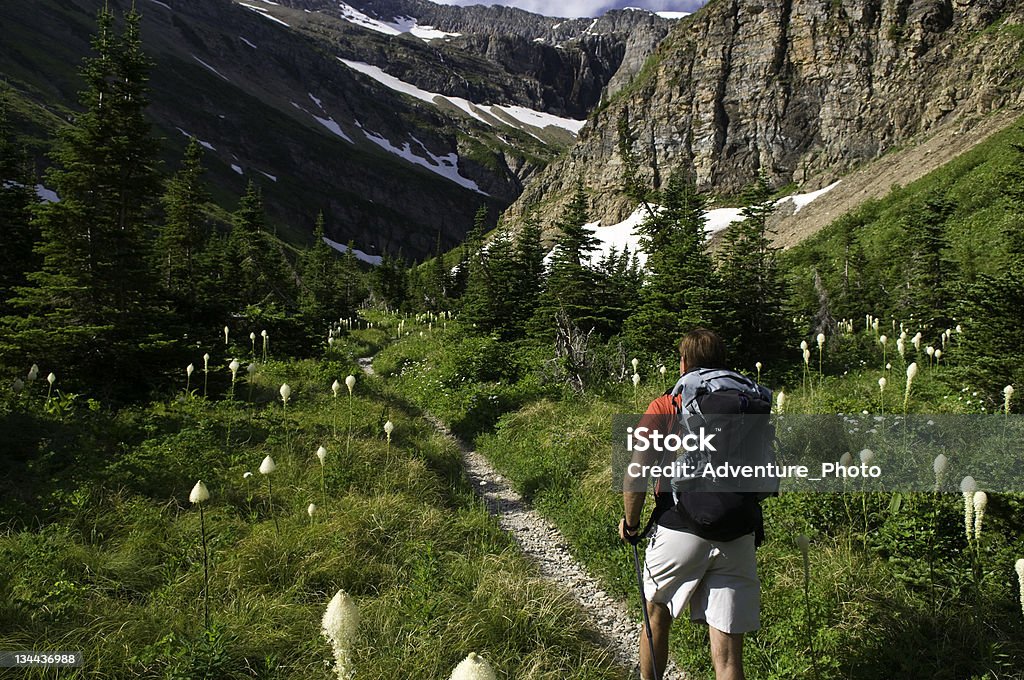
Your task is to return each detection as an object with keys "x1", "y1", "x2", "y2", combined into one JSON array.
[{"x1": 359, "y1": 357, "x2": 686, "y2": 680}]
